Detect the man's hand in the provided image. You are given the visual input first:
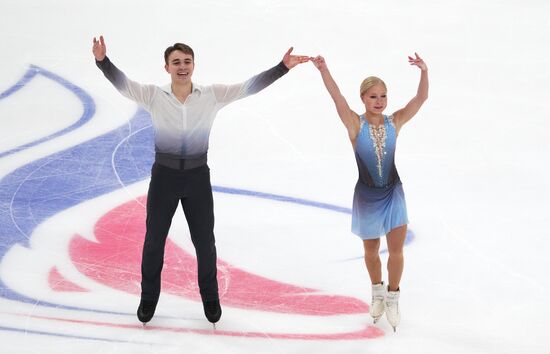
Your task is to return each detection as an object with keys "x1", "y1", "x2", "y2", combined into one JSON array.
[
  {"x1": 282, "y1": 47, "x2": 309, "y2": 69},
  {"x1": 93, "y1": 35, "x2": 107, "y2": 61}
]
